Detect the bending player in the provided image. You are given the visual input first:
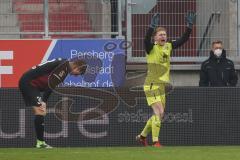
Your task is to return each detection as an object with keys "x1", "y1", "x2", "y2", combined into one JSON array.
[
  {"x1": 19, "y1": 58, "x2": 87, "y2": 148},
  {"x1": 136, "y1": 12, "x2": 196, "y2": 147}
]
